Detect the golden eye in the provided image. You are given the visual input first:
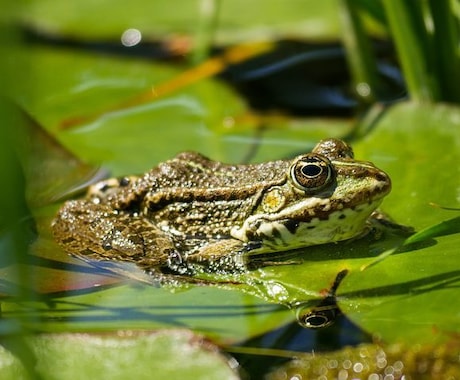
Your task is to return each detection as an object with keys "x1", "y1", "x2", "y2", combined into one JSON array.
[{"x1": 290, "y1": 154, "x2": 335, "y2": 192}]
